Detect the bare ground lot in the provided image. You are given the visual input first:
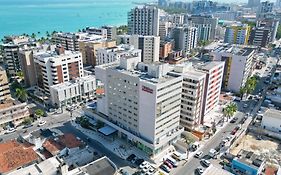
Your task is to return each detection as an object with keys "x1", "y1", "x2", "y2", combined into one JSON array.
[{"x1": 230, "y1": 133, "x2": 281, "y2": 165}]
